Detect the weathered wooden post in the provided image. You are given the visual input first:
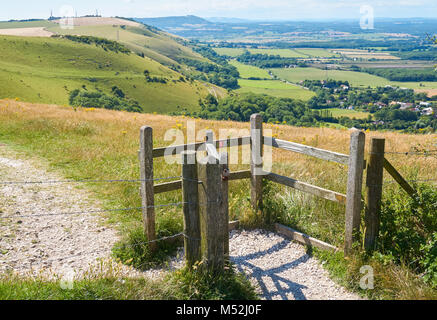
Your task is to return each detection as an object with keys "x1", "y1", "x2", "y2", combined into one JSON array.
[
  {"x1": 182, "y1": 150, "x2": 201, "y2": 268},
  {"x1": 250, "y1": 114, "x2": 263, "y2": 214},
  {"x1": 344, "y1": 130, "x2": 366, "y2": 256},
  {"x1": 364, "y1": 138, "x2": 385, "y2": 251},
  {"x1": 139, "y1": 126, "x2": 157, "y2": 252},
  {"x1": 198, "y1": 147, "x2": 229, "y2": 272}
]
